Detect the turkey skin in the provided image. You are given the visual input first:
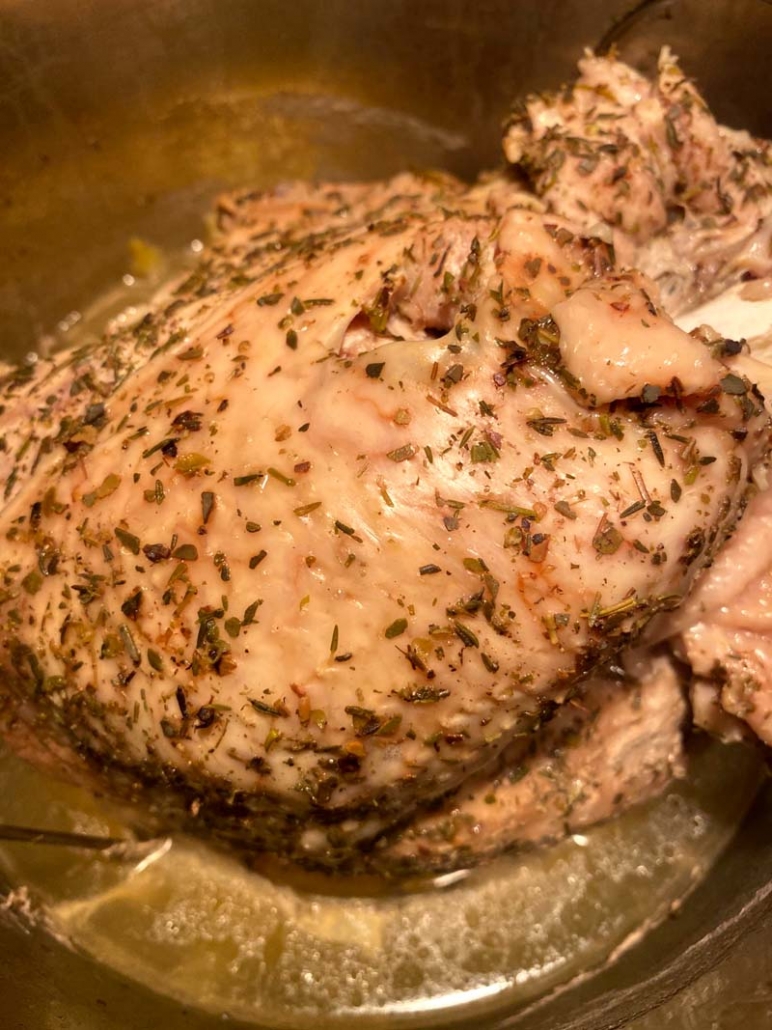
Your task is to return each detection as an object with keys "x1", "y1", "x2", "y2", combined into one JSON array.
[{"x1": 0, "y1": 53, "x2": 770, "y2": 873}]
